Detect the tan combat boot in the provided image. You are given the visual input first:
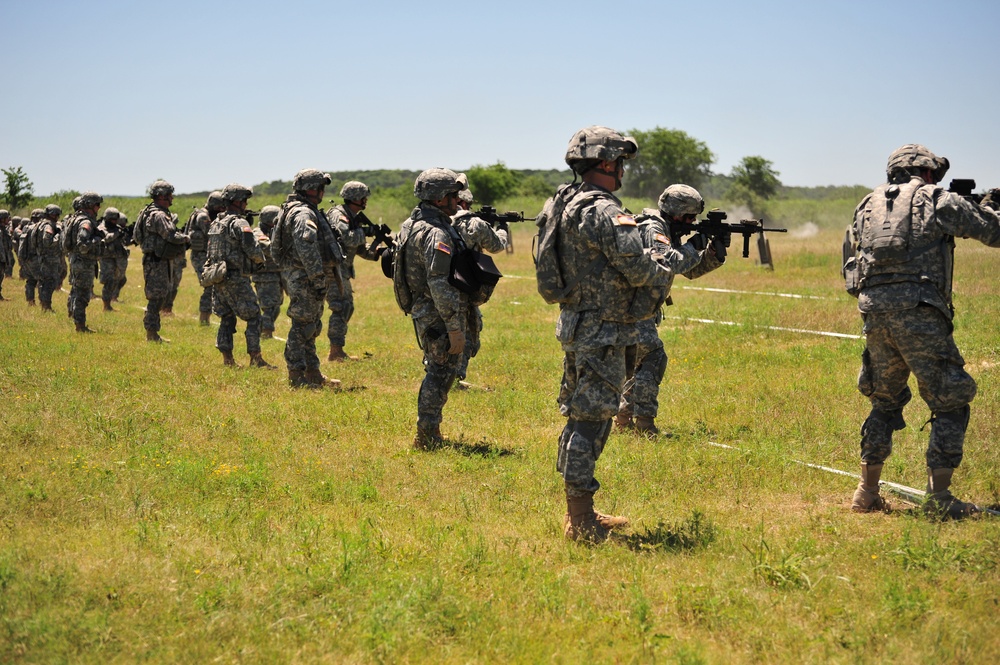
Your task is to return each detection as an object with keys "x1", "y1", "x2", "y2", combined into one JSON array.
[
  {"x1": 103, "y1": 300, "x2": 114, "y2": 312},
  {"x1": 75, "y1": 322, "x2": 94, "y2": 333},
  {"x1": 925, "y1": 468, "x2": 980, "y2": 520},
  {"x1": 851, "y1": 463, "x2": 888, "y2": 512},
  {"x1": 412, "y1": 423, "x2": 443, "y2": 451},
  {"x1": 160, "y1": 307, "x2": 173, "y2": 317},
  {"x1": 220, "y1": 350, "x2": 239, "y2": 367},
  {"x1": 564, "y1": 493, "x2": 612, "y2": 544},
  {"x1": 146, "y1": 329, "x2": 168, "y2": 343},
  {"x1": 614, "y1": 410, "x2": 634, "y2": 431},
  {"x1": 249, "y1": 352, "x2": 277, "y2": 370},
  {"x1": 634, "y1": 416, "x2": 660, "y2": 436},
  {"x1": 304, "y1": 367, "x2": 341, "y2": 389},
  {"x1": 260, "y1": 329, "x2": 273, "y2": 339},
  {"x1": 327, "y1": 345, "x2": 357, "y2": 362},
  {"x1": 199, "y1": 311, "x2": 210, "y2": 326},
  {"x1": 288, "y1": 369, "x2": 310, "y2": 388}
]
